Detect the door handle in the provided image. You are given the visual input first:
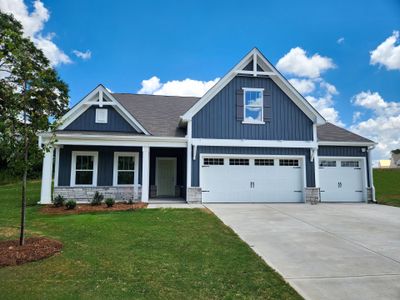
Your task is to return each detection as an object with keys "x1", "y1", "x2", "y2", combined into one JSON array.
[
  {"x1": 250, "y1": 181, "x2": 255, "y2": 188},
  {"x1": 338, "y1": 182, "x2": 342, "y2": 188}
]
